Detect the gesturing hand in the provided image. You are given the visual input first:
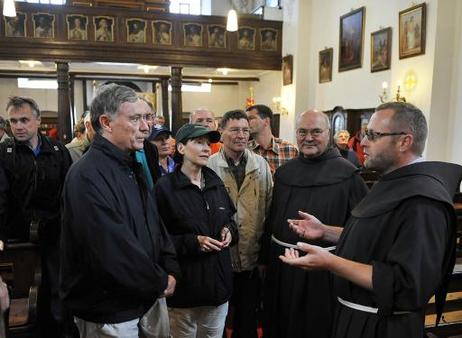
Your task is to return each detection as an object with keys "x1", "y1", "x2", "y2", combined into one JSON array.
[
  {"x1": 197, "y1": 235, "x2": 223, "y2": 252},
  {"x1": 279, "y1": 242, "x2": 332, "y2": 270},
  {"x1": 288, "y1": 211, "x2": 325, "y2": 240}
]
